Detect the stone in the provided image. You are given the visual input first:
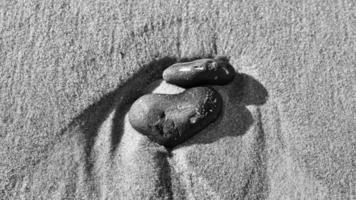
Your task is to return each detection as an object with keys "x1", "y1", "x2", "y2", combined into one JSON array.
[
  {"x1": 128, "y1": 87, "x2": 223, "y2": 148},
  {"x1": 162, "y1": 57, "x2": 236, "y2": 87}
]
